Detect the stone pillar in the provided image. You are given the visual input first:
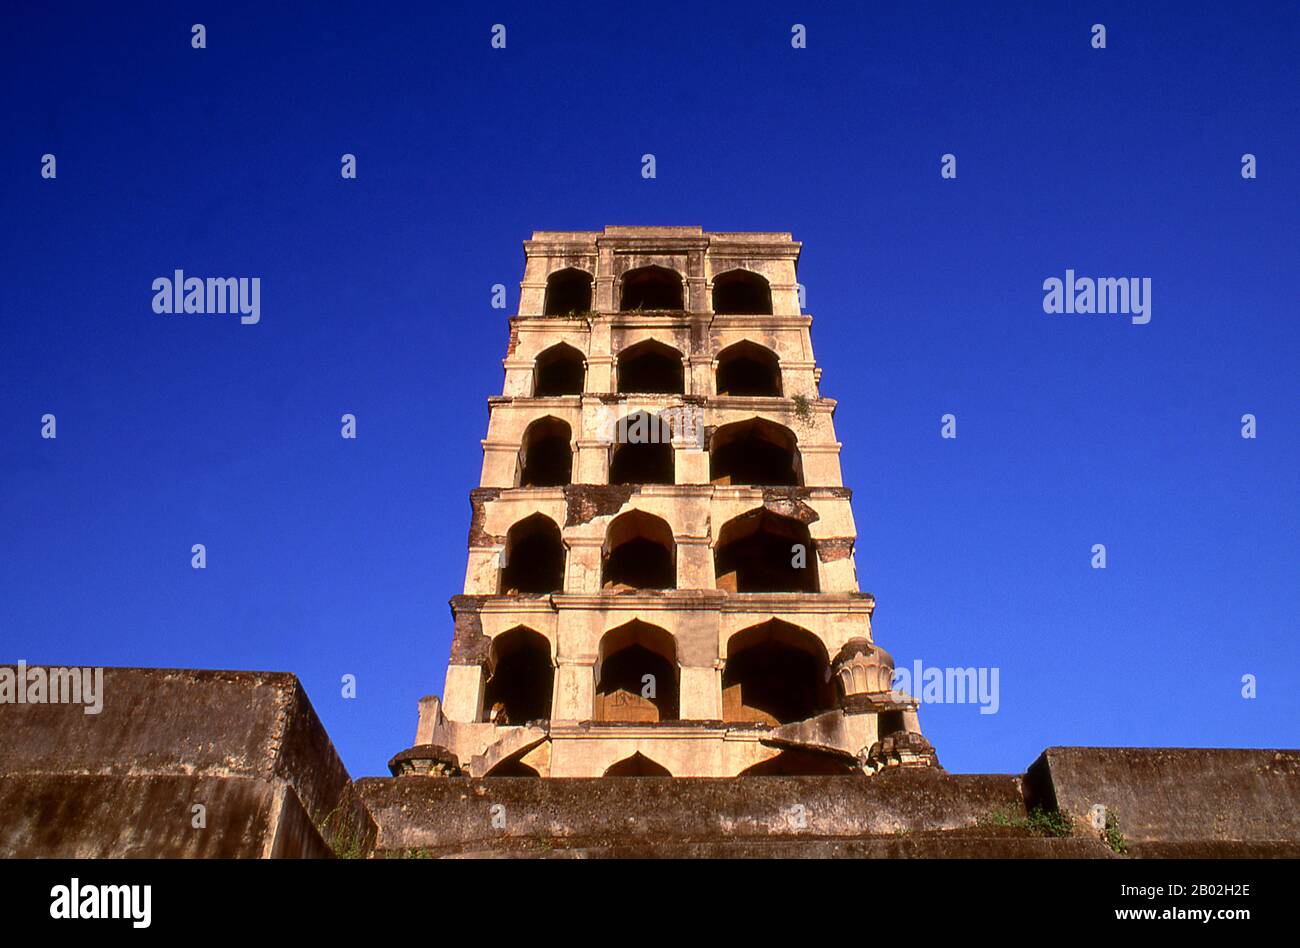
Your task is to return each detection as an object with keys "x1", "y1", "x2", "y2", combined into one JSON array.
[
  {"x1": 480, "y1": 441, "x2": 519, "y2": 488},
  {"x1": 679, "y1": 664, "x2": 721, "y2": 720},
  {"x1": 688, "y1": 355, "x2": 713, "y2": 397},
  {"x1": 463, "y1": 548, "x2": 501, "y2": 595},
  {"x1": 676, "y1": 536, "x2": 714, "y2": 589},
  {"x1": 674, "y1": 440, "x2": 709, "y2": 486},
  {"x1": 442, "y1": 664, "x2": 484, "y2": 723},
  {"x1": 817, "y1": 552, "x2": 858, "y2": 593},
  {"x1": 415, "y1": 695, "x2": 442, "y2": 745},
  {"x1": 575, "y1": 439, "x2": 609, "y2": 485},
  {"x1": 553, "y1": 658, "x2": 594, "y2": 722},
  {"x1": 686, "y1": 249, "x2": 707, "y2": 314},
  {"x1": 800, "y1": 443, "x2": 844, "y2": 488},
  {"x1": 587, "y1": 318, "x2": 613, "y2": 390},
  {"x1": 595, "y1": 245, "x2": 616, "y2": 311},
  {"x1": 564, "y1": 536, "x2": 604, "y2": 594}
]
